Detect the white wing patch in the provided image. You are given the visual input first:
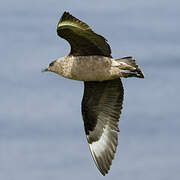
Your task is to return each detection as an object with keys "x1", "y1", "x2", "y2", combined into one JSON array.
[
  {"x1": 87, "y1": 125, "x2": 117, "y2": 175},
  {"x1": 58, "y1": 21, "x2": 79, "y2": 28},
  {"x1": 58, "y1": 21, "x2": 90, "y2": 30},
  {"x1": 88, "y1": 125, "x2": 110, "y2": 157}
]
